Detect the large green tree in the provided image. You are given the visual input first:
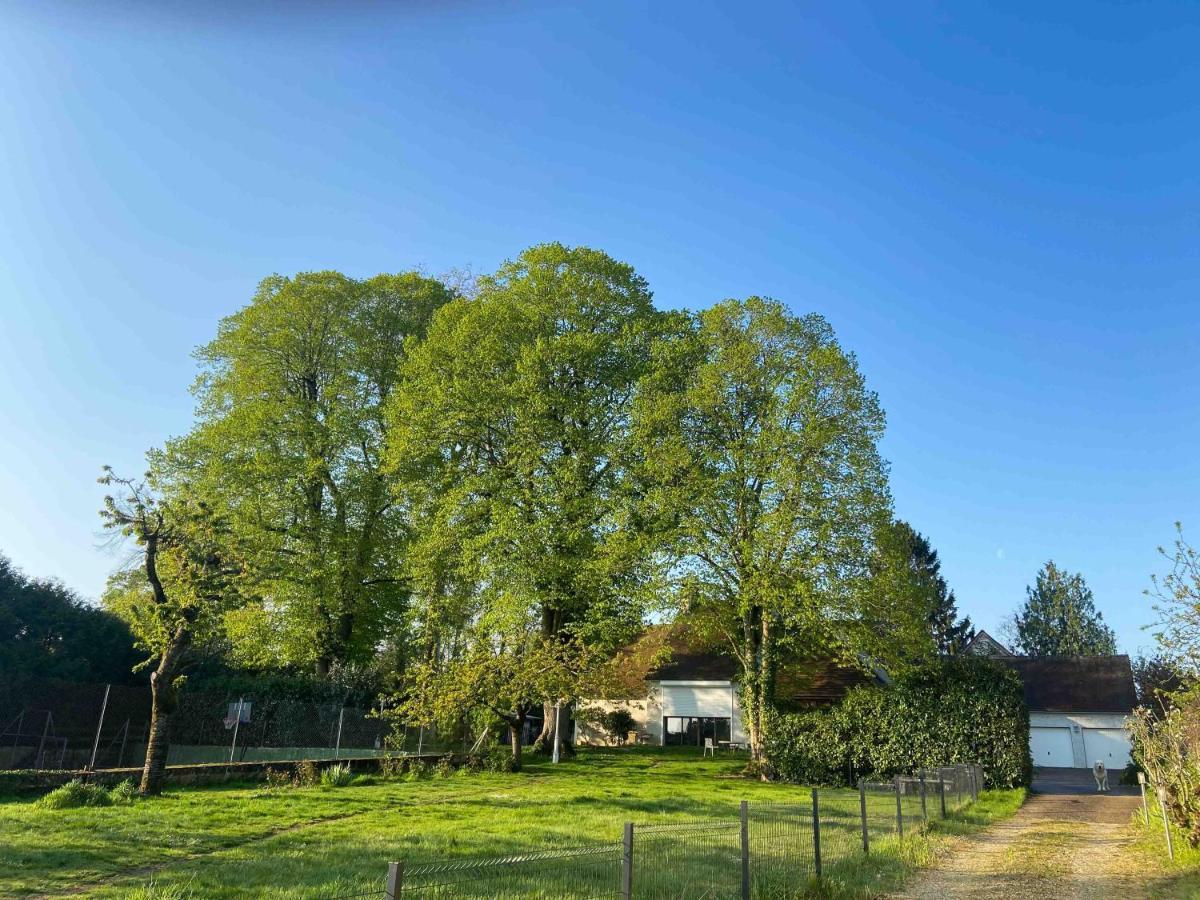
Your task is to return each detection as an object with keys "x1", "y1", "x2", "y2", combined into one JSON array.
[
  {"x1": 876, "y1": 521, "x2": 974, "y2": 656},
  {"x1": 171, "y1": 271, "x2": 454, "y2": 674},
  {"x1": 385, "y1": 243, "x2": 671, "y2": 752},
  {"x1": 634, "y1": 298, "x2": 906, "y2": 763},
  {"x1": 1010, "y1": 561, "x2": 1116, "y2": 656}
]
